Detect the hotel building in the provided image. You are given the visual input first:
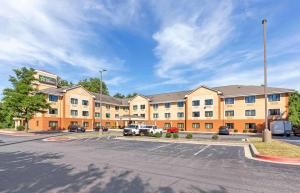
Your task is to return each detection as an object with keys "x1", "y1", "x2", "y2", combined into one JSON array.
[{"x1": 28, "y1": 70, "x2": 294, "y2": 132}]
